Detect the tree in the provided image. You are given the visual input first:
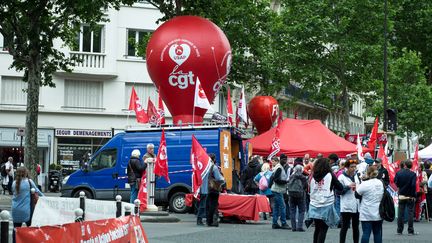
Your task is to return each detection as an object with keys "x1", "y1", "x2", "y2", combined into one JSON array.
[
  {"x1": 277, "y1": 0, "x2": 385, "y2": 132},
  {"x1": 392, "y1": 0, "x2": 432, "y2": 84},
  {"x1": 0, "y1": 0, "x2": 135, "y2": 179},
  {"x1": 388, "y1": 49, "x2": 432, "y2": 139}
]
